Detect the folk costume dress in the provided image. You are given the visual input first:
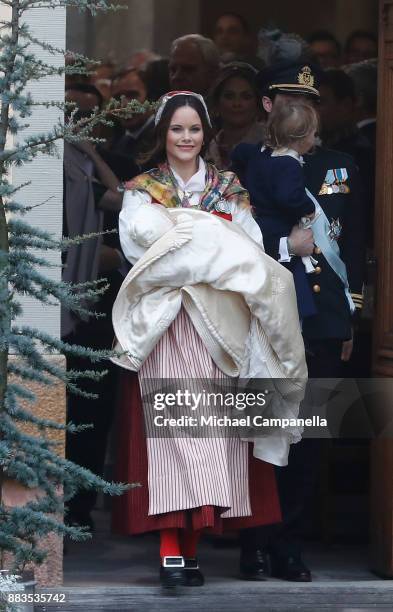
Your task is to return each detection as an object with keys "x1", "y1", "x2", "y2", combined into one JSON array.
[{"x1": 111, "y1": 157, "x2": 306, "y2": 535}]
